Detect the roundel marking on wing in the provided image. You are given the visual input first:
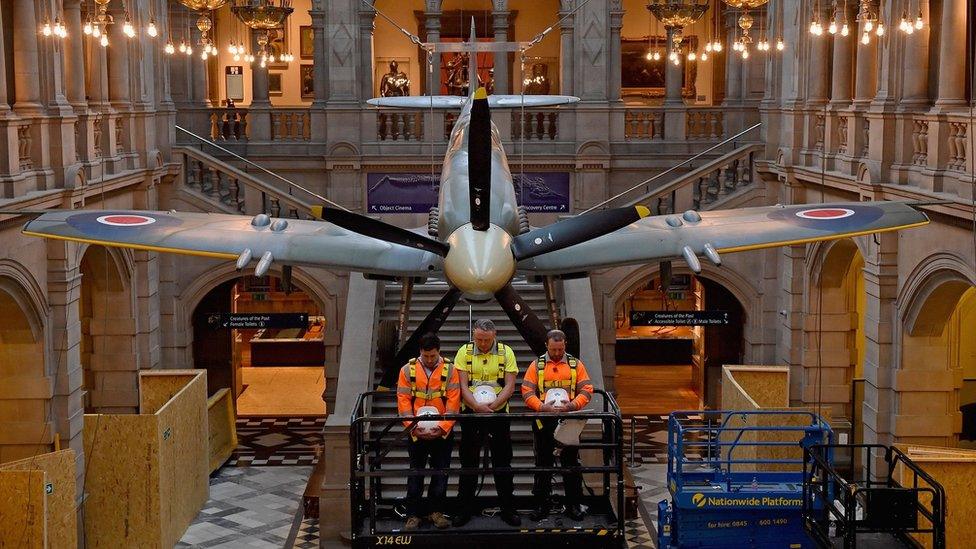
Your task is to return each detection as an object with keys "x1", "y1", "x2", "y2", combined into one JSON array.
[
  {"x1": 794, "y1": 208, "x2": 855, "y2": 220},
  {"x1": 96, "y1": 214, "x2": 158, "y2": 226}
]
